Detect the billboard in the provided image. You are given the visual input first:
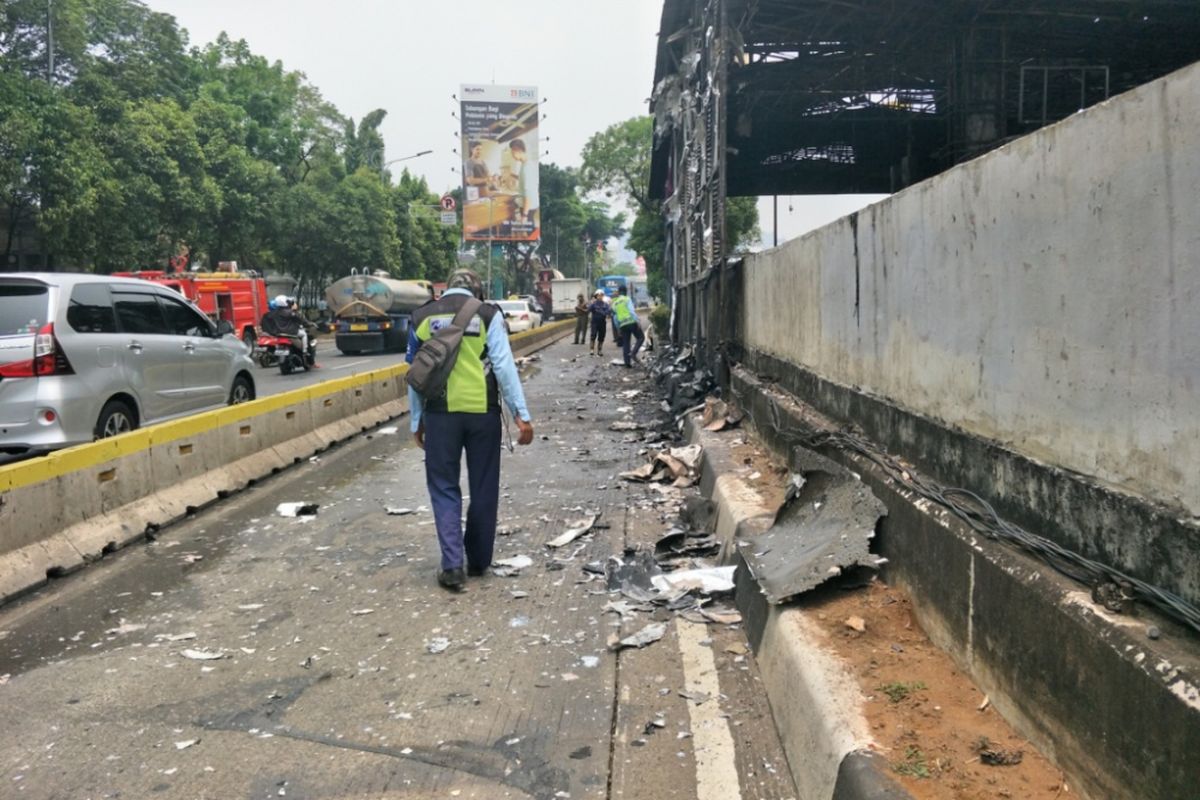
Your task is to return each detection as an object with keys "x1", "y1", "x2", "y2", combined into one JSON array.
[{"x1": 460, "y1": 84, "x2": 540, "y2": 243}]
